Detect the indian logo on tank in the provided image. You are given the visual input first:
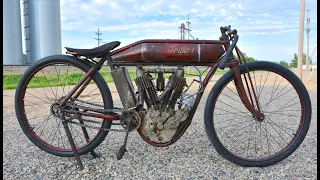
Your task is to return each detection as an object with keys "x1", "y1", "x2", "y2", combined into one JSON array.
[{"x1": 166, "y1": 45, "x2": 195, "y2": 55}]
